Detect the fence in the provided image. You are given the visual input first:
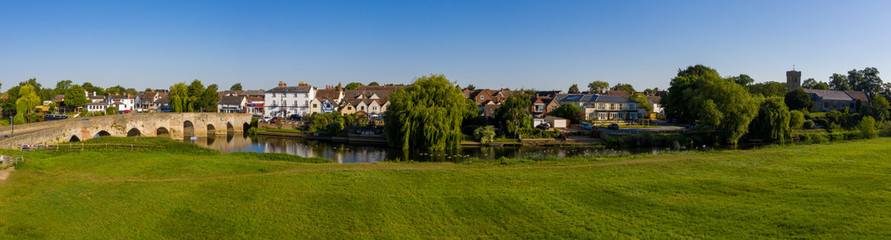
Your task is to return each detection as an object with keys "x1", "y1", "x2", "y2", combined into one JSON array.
[
  {"x1": 0, "y1": 155, "x2": 23, "y2": 166},
  {"x1": 22, "y1": 143, "x2": 165, "y2": 152}
]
